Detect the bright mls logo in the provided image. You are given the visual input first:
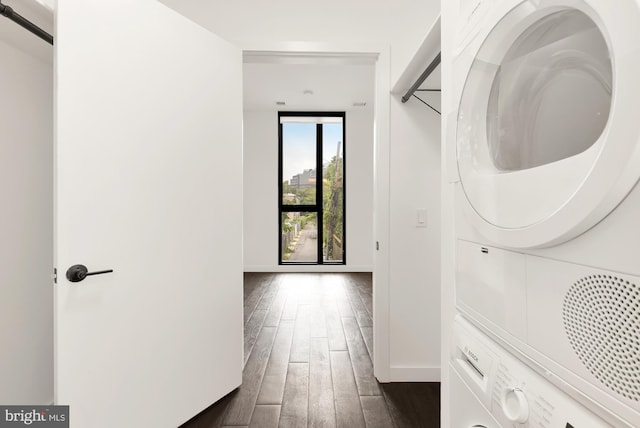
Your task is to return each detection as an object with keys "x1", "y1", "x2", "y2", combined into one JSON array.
[{"x1": 0, "y1": 406, "x2": 68, "y2": 428}]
